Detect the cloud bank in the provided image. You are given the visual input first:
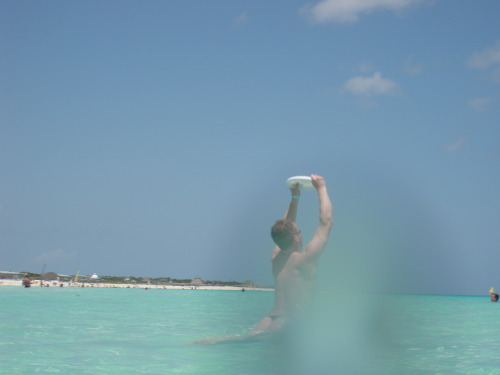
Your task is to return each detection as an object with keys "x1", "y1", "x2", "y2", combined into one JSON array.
[
  {"x1": 302, "y1": 0, "x2": 423, "y2": 24},
  {"x1": 467, "y1": 41, "x2": 500, "y2": 69},
  {"x1": 467, "y1": 41, "x2": 500, "y2": 110},
  {"x1": 443, "y1": 138, "x2": 466, "y2": 153},
  {"x1": 344, "y1": 72, "x2": 400, "y2": 96},
  {"x1": 469, "y1": 97, "x2": 493, "y2": 112},
  {"x1": 403, "y1": 56, "x2": 423, "y2": 75},
  {"x1": 234, "y1": 12, "x2": 248, "y2": 26}
]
